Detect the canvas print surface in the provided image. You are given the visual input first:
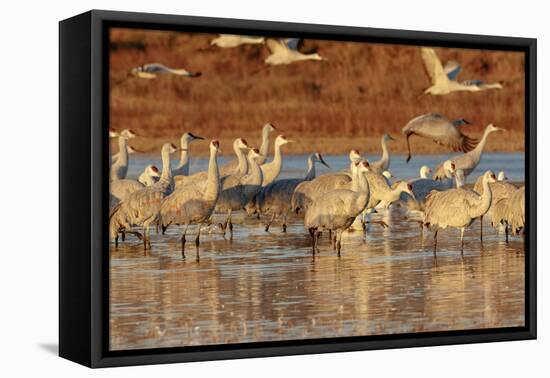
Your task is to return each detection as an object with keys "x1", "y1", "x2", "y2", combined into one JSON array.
[{"x1": 108, "y1": 28, "x2": 526, "y2": 351}]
